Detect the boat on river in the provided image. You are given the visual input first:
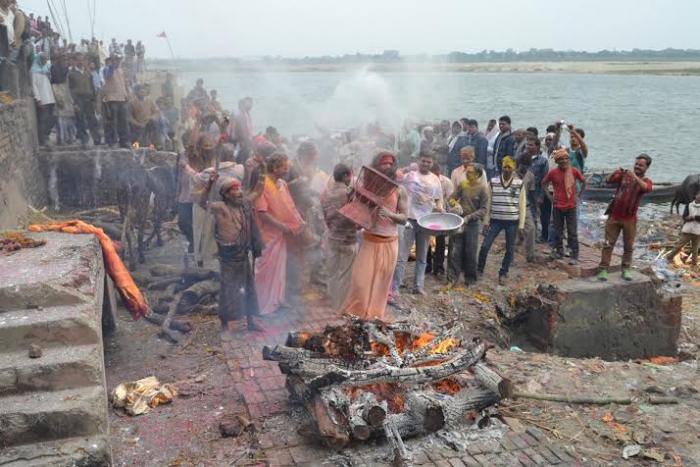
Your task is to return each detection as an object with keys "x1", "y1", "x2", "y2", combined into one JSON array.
[{"x1": 582, "y1": 172, "x2": 679, "y2": 203}]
